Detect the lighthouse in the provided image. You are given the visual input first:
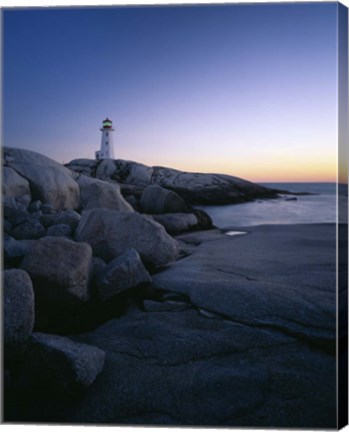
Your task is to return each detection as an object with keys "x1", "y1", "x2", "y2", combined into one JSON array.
[{"x1": 95, "y1": 118, "x2": 115, "y2": 160}]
